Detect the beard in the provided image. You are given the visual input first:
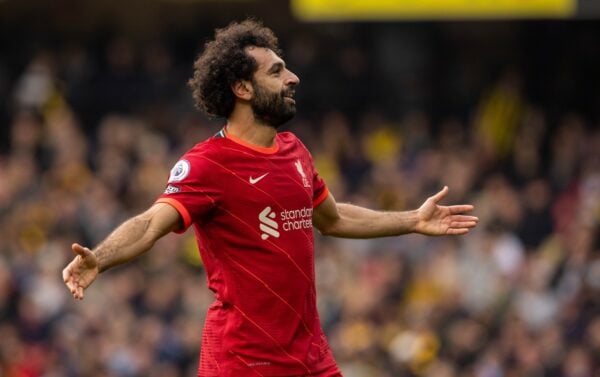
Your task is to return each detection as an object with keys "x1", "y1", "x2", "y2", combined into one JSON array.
[{"x1": 250, "y1": 81, "x2": 296, "y2": 129}]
